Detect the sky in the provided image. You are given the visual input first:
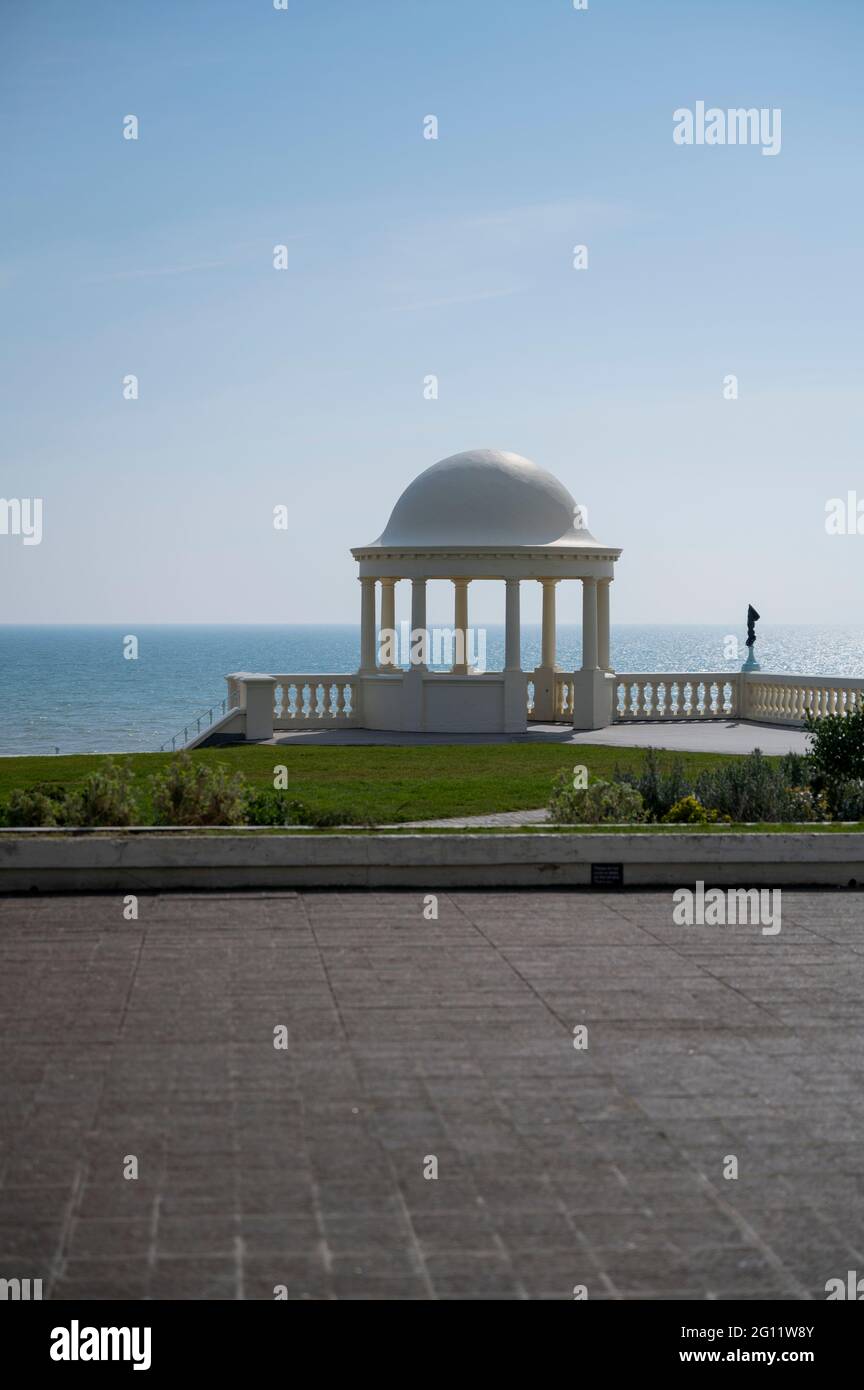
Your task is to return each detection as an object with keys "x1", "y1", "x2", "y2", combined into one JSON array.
[{"x1": 1, "y1": 0, "x2": 863, "y2": 628}]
